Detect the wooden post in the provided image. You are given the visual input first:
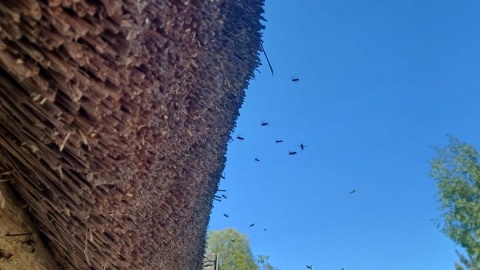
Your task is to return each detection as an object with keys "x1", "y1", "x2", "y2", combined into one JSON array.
[{"x1": 203, "y1": 252, "x2": 220, "y2": 270}]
